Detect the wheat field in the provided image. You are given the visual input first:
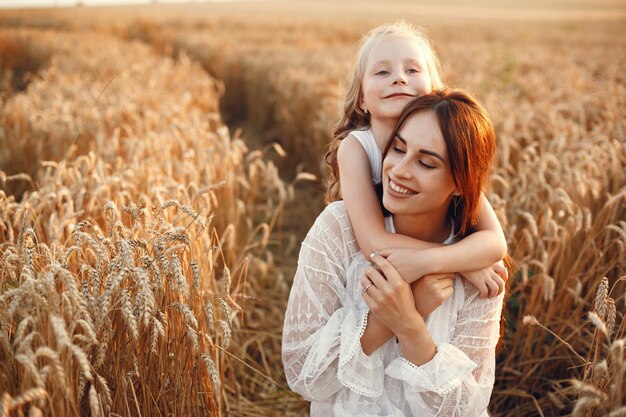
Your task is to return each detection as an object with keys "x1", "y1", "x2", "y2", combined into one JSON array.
[{"x1": 0, "y1": 1, "x2": 625, "y2": 416}]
